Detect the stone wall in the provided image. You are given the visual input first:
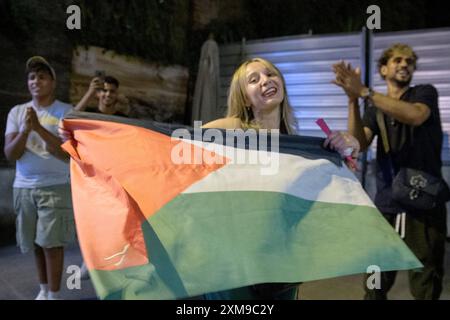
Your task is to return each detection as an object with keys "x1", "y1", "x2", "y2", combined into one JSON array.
[{"x1": 71, "y1": 46, "x2": 189, "y2": 123}]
